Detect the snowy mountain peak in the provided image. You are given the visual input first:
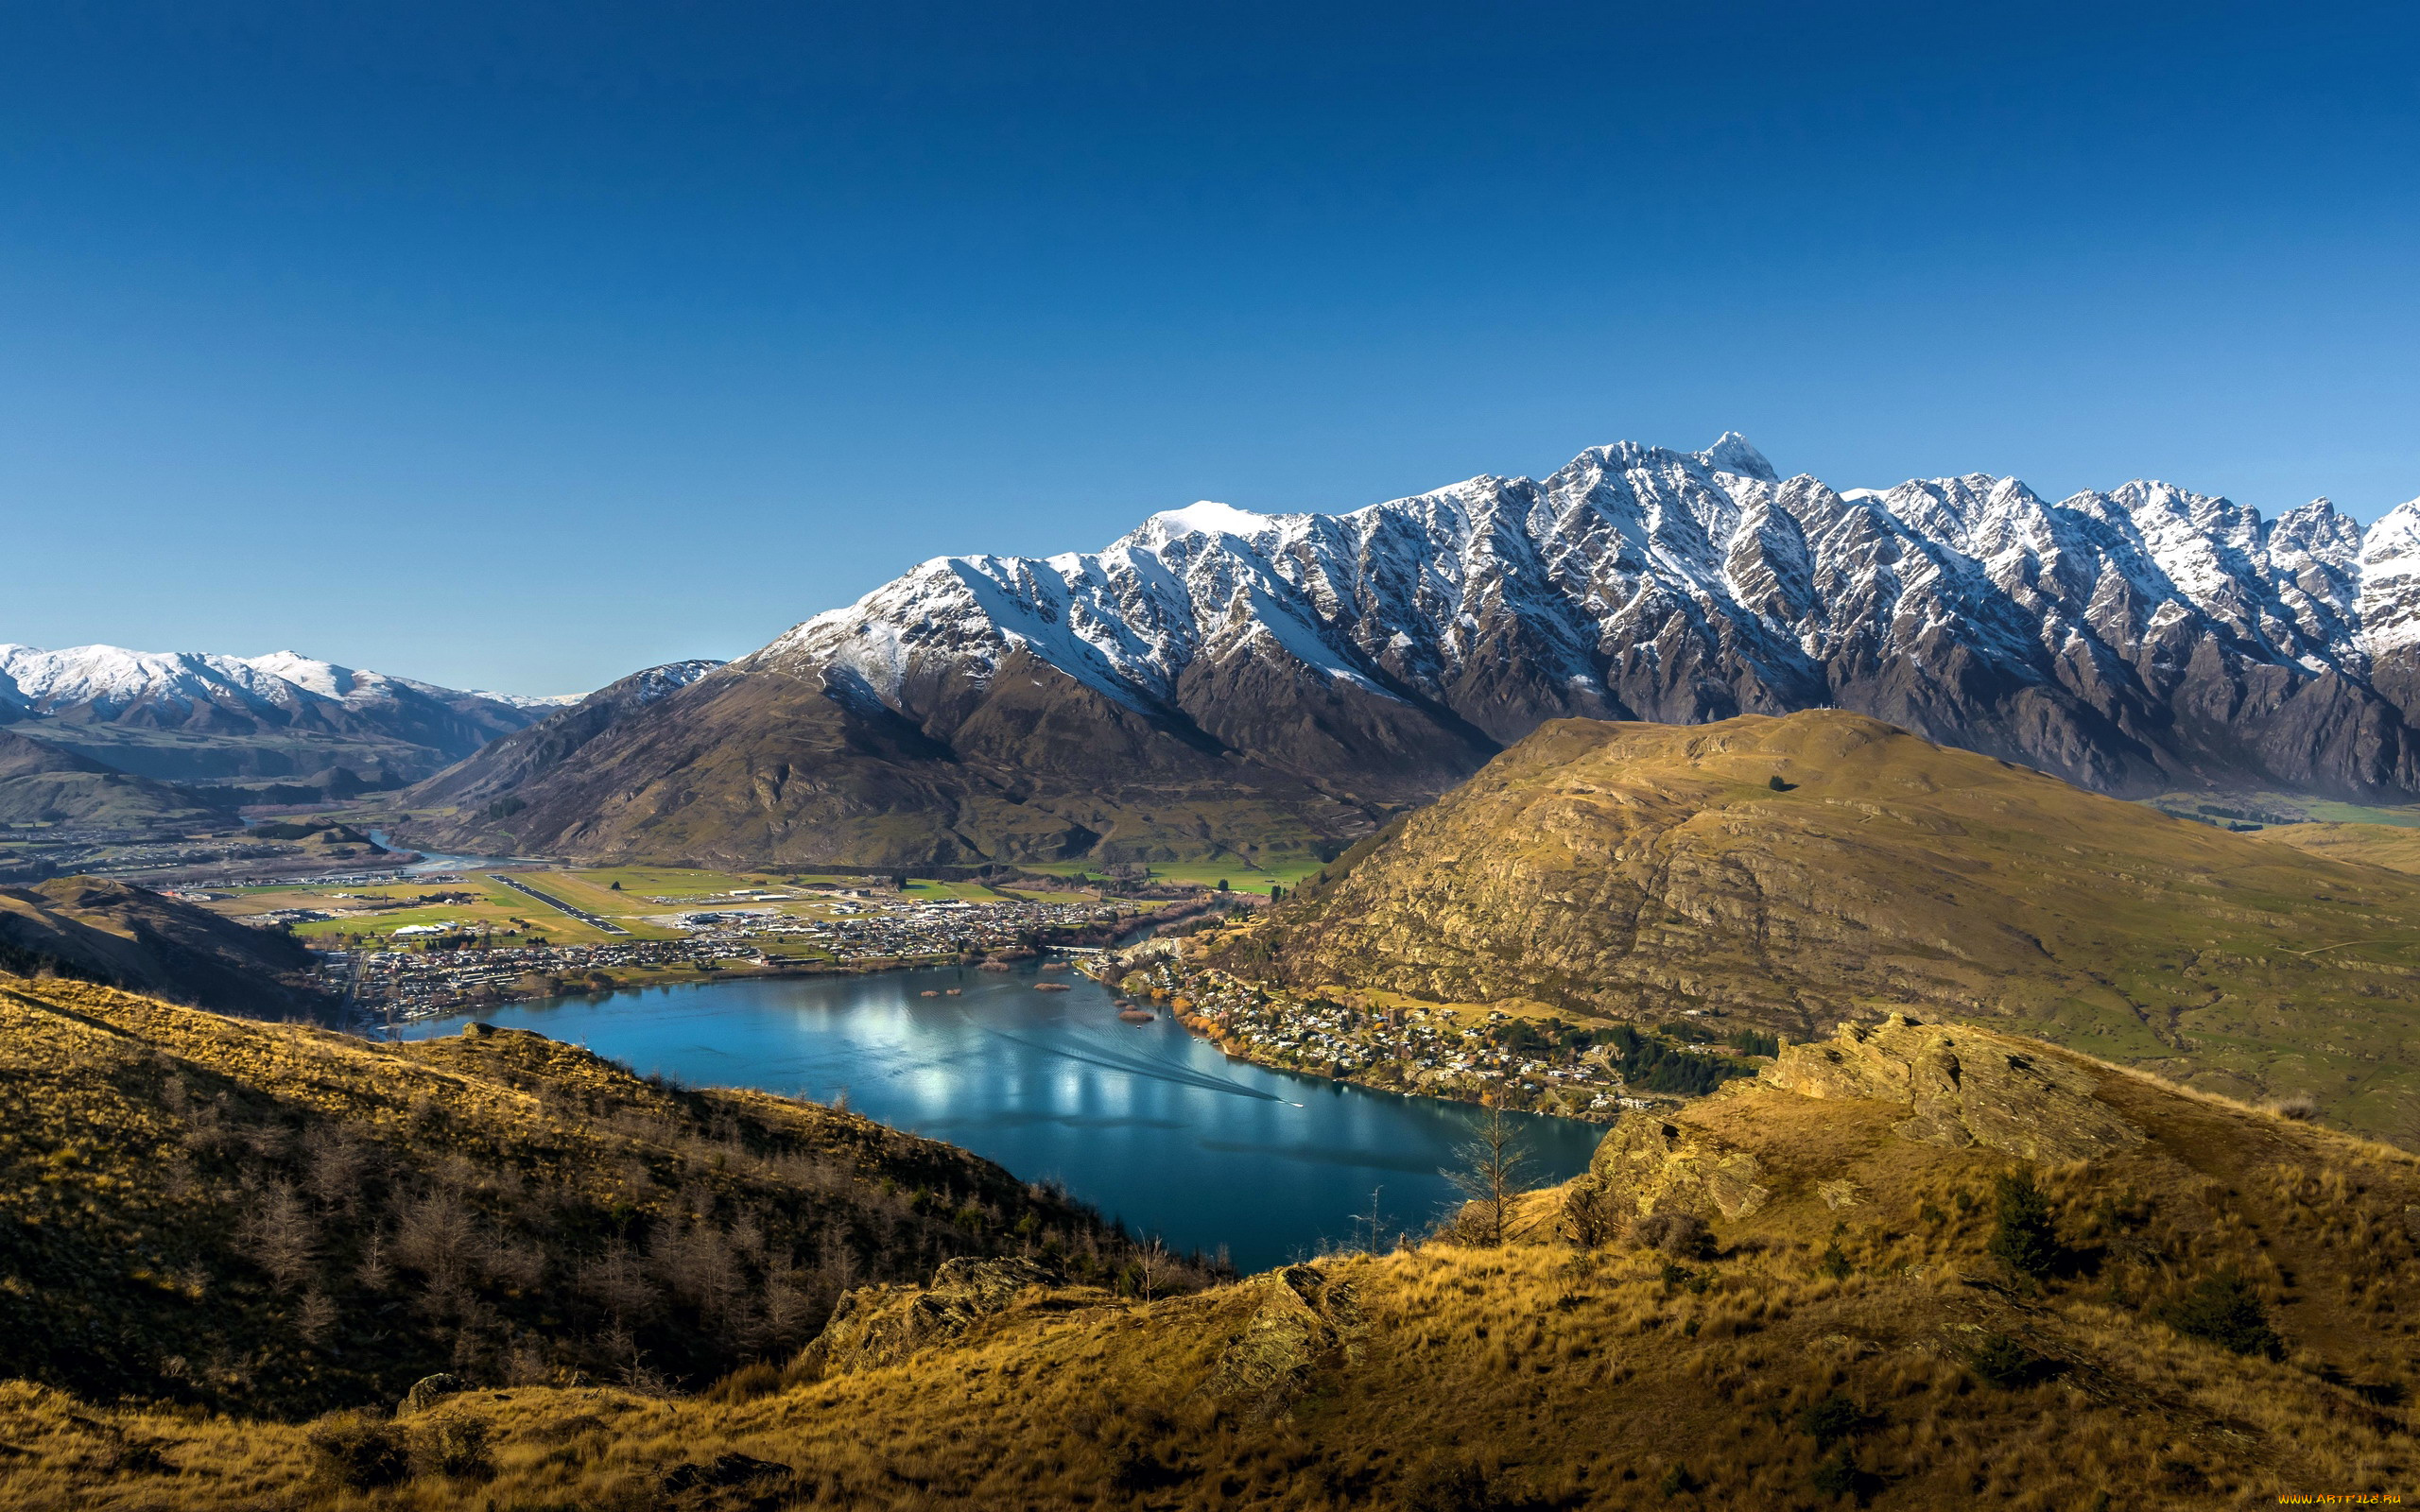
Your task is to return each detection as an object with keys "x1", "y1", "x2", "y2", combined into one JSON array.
[
  {"x1": 1137, "y1": 500, "x2": 1276, "y2": 543},
  {"x1": 1695, "y1": 431, "x2": 1778, "y2": 483}
]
